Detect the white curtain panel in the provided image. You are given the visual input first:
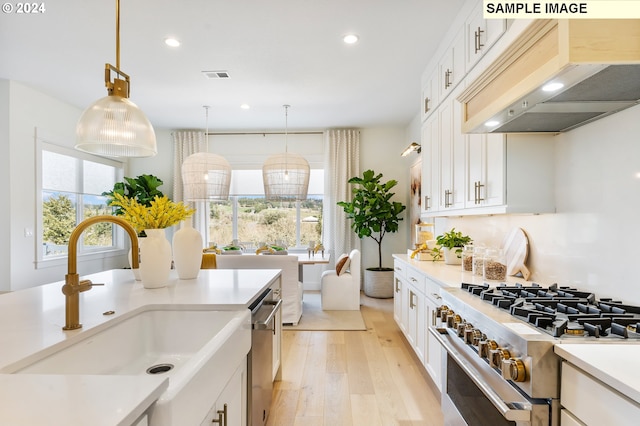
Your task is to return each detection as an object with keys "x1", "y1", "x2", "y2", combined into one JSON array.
[
  {"x1": 323, "y1": 129, "x2": 361, "y2": 265},
  {"x1": 172, "y1": 131, "x2": 207, "y2": 245}
]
